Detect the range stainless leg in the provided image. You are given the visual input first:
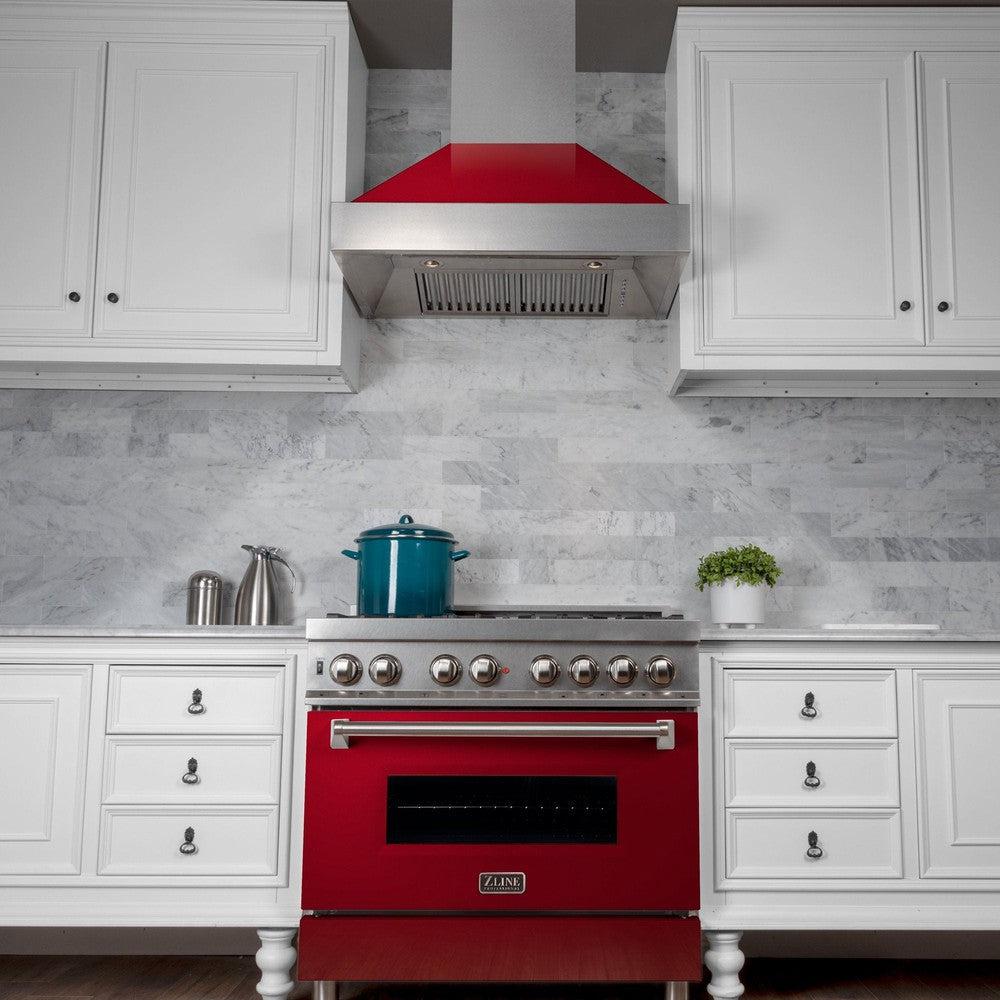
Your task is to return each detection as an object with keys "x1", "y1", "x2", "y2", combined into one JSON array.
[
  {"x1": 312, "y1": 983, "x2": 339, "y2": 1000},
  {"x1": 665, "y1": 983, "x2": 689, "y2": 1000}
]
